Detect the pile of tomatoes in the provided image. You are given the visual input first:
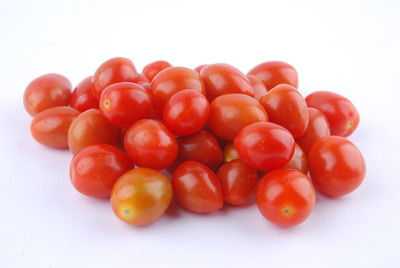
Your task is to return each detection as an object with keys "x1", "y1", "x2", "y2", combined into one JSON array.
[{"x1": 23, "y1": 58, "x2": 366, "y2": 227}]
